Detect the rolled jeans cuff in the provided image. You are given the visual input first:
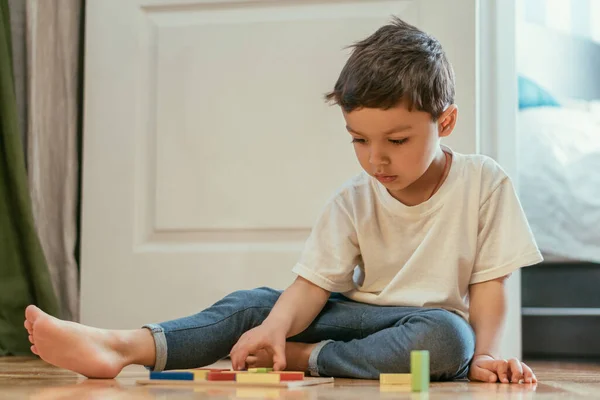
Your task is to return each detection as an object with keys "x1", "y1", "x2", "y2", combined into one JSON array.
[
  {"x1": 307, "y1": 339, "x2": 333, "y2": 377},
  {"x1": 142, "y1": 324, "x2": 167, "y2": 372}
]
